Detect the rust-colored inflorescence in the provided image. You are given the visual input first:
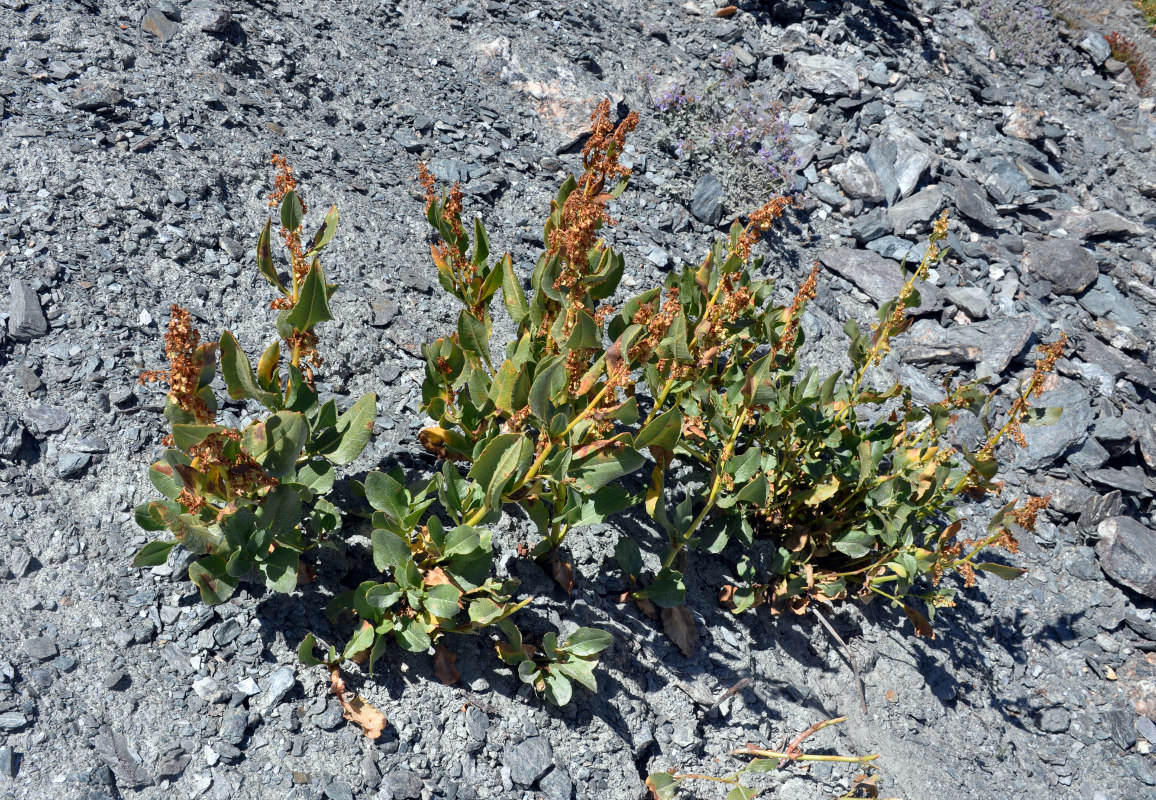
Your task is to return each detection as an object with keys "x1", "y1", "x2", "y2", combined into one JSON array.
[
  {"x1": 772, "y1": 263, "x2": 820, "y2": 358},
  {"x1": 734, "y1": 195, "x2": 792, "y2": 262},
  {"x1": 139, "y1": 304, "x2": 215, "y2": 424},
  {"x1": 269, "y1": 153, "x2": 304, "y2": 212}
]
